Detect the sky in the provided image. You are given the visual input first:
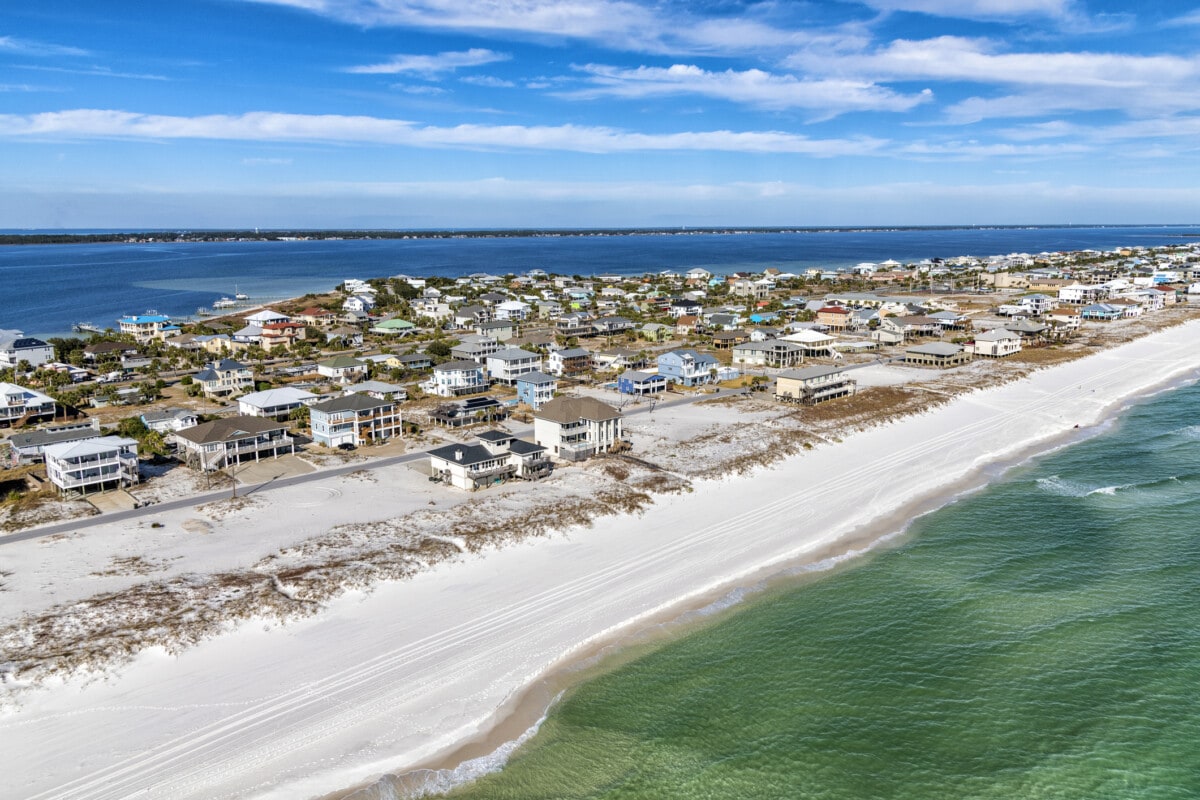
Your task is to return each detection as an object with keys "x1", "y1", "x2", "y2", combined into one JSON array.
[{"x1": 2, "y1": 0, "x2": 1199, "y2": 229}]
